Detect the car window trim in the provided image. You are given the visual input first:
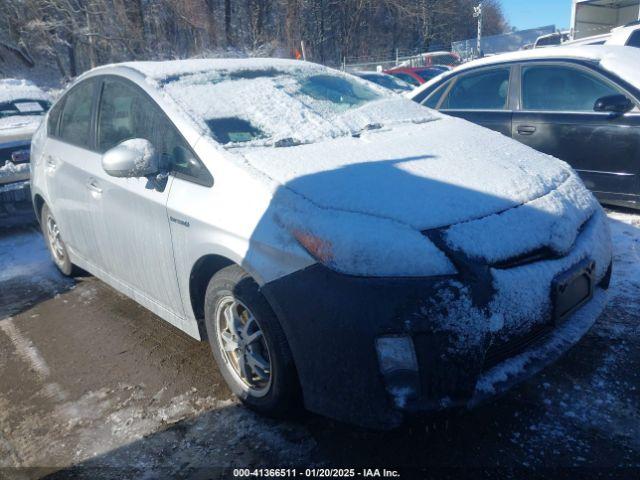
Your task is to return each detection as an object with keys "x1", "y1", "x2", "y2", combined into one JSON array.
[
  {"x1": 50, "y1": 78, "x2": 100, "y2": 152},
  {"x1": 439, "y1": 65, "x2": 513, "y2": 112},
  {"x1": 95, "y1": 74, "x2": 213, "y2": 188},
  {"x1": 517, "y1": 60, "x2": 640, "y2": 114},
  {"x1": 424, "y1": 80, "x2": 454, "y2": 109},
  {"x1": 47, "y1": 97, "x2": 66, "y2": 138}
]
